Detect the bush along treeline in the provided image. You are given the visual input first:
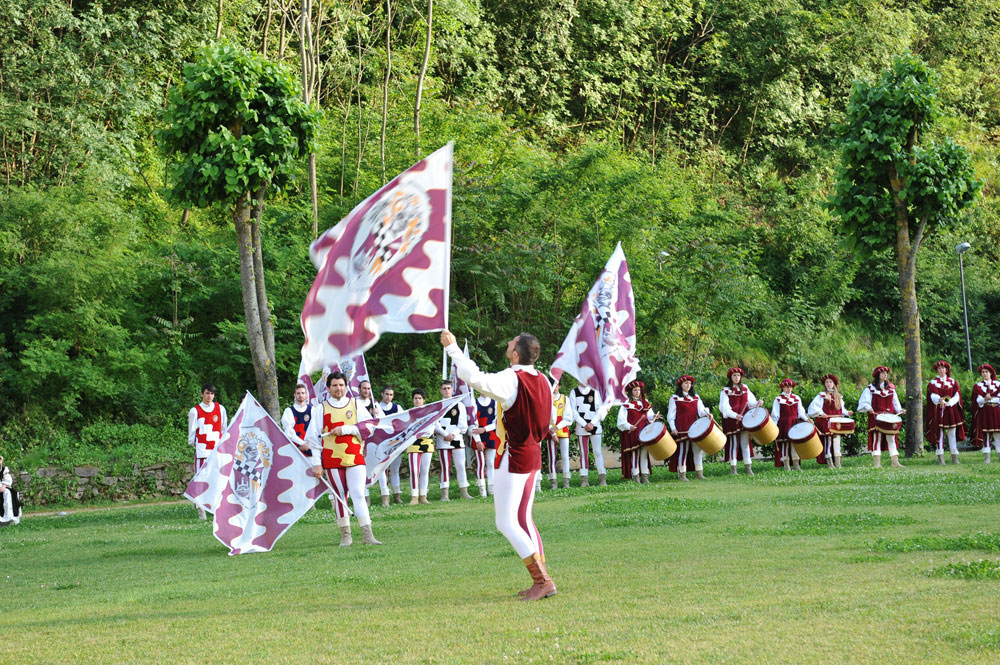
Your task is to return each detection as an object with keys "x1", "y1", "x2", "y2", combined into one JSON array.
[{"x1": 2, "y1": 0, "x2": 1000, "y2": 491}]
